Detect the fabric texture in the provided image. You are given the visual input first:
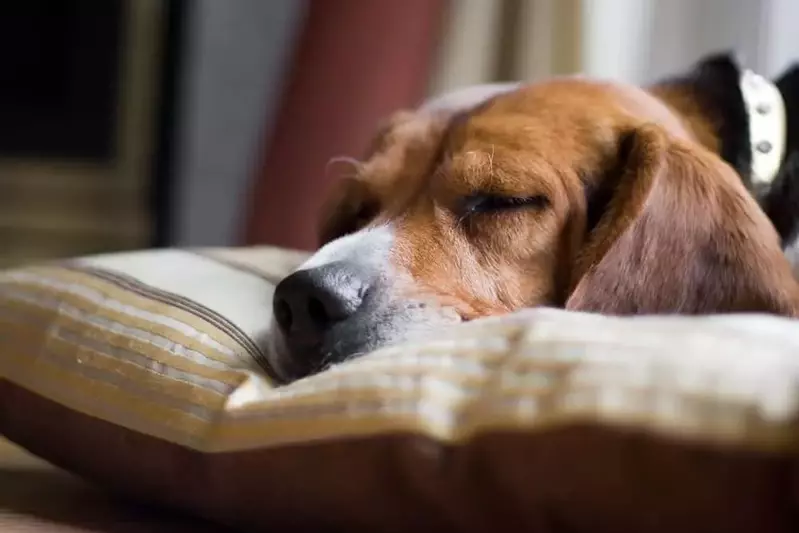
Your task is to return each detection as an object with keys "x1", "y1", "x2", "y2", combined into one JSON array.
[{"x1": 1, "y1": 246, "x2": 799, "y2": 532}]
